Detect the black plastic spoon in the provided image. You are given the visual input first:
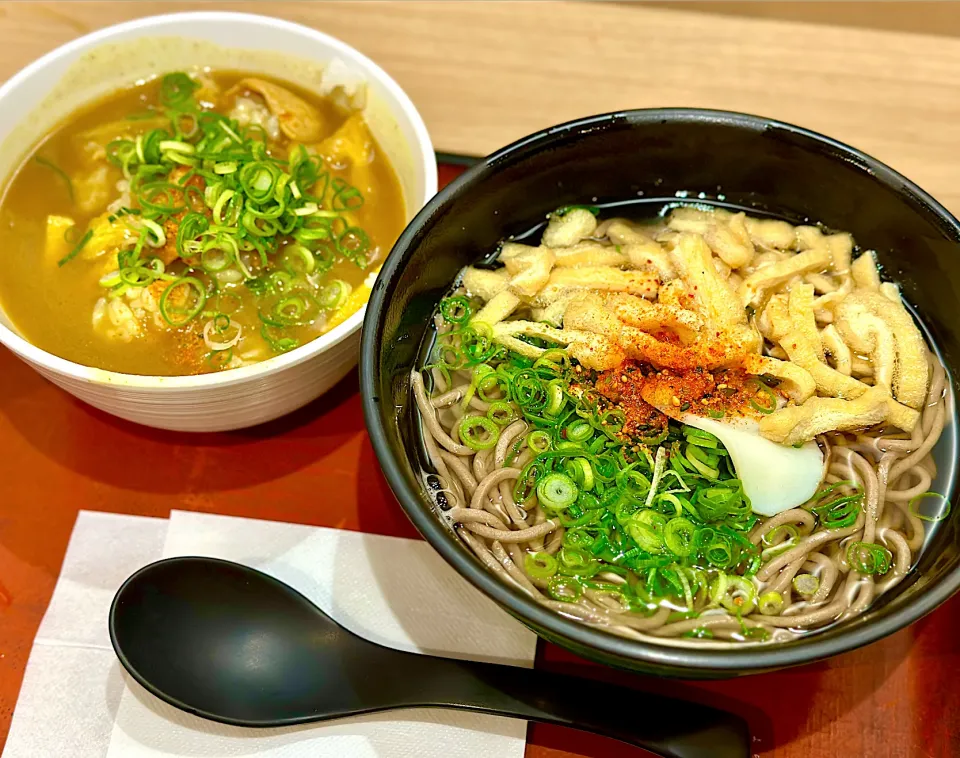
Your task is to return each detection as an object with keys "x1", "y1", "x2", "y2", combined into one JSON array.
[{"x1": 109, "y1": 557, "x2": 750, "y2": 758}]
